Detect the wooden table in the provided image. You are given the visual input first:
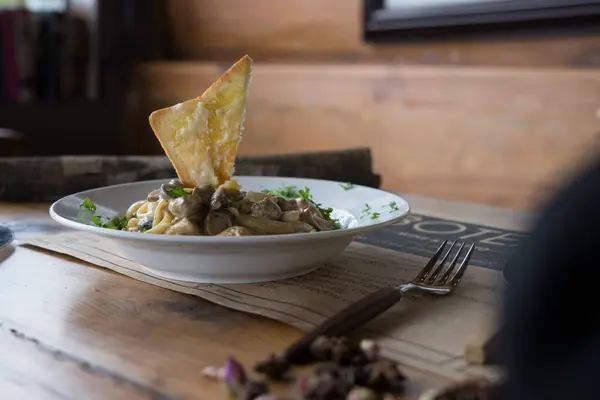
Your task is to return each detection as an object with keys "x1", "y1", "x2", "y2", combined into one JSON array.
[{"x1": 0, "y1": 196, "x2": 530, "y2": 399}]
